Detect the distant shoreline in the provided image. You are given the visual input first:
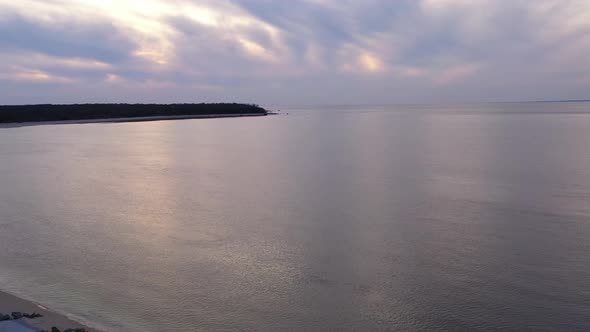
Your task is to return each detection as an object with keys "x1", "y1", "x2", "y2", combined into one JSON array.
[
  {"x1": 0, "y1": 112, "x2": 267, "y2": 128},
  {"x1": 0, "y1": 289, "x2": 100, "y2": 331},
  {"x1": 0, "y1": 103, "x2": 268, "y2": 126},
  {"x1": 530, "y1": 99, "x2": 590, "y2": 103}
]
